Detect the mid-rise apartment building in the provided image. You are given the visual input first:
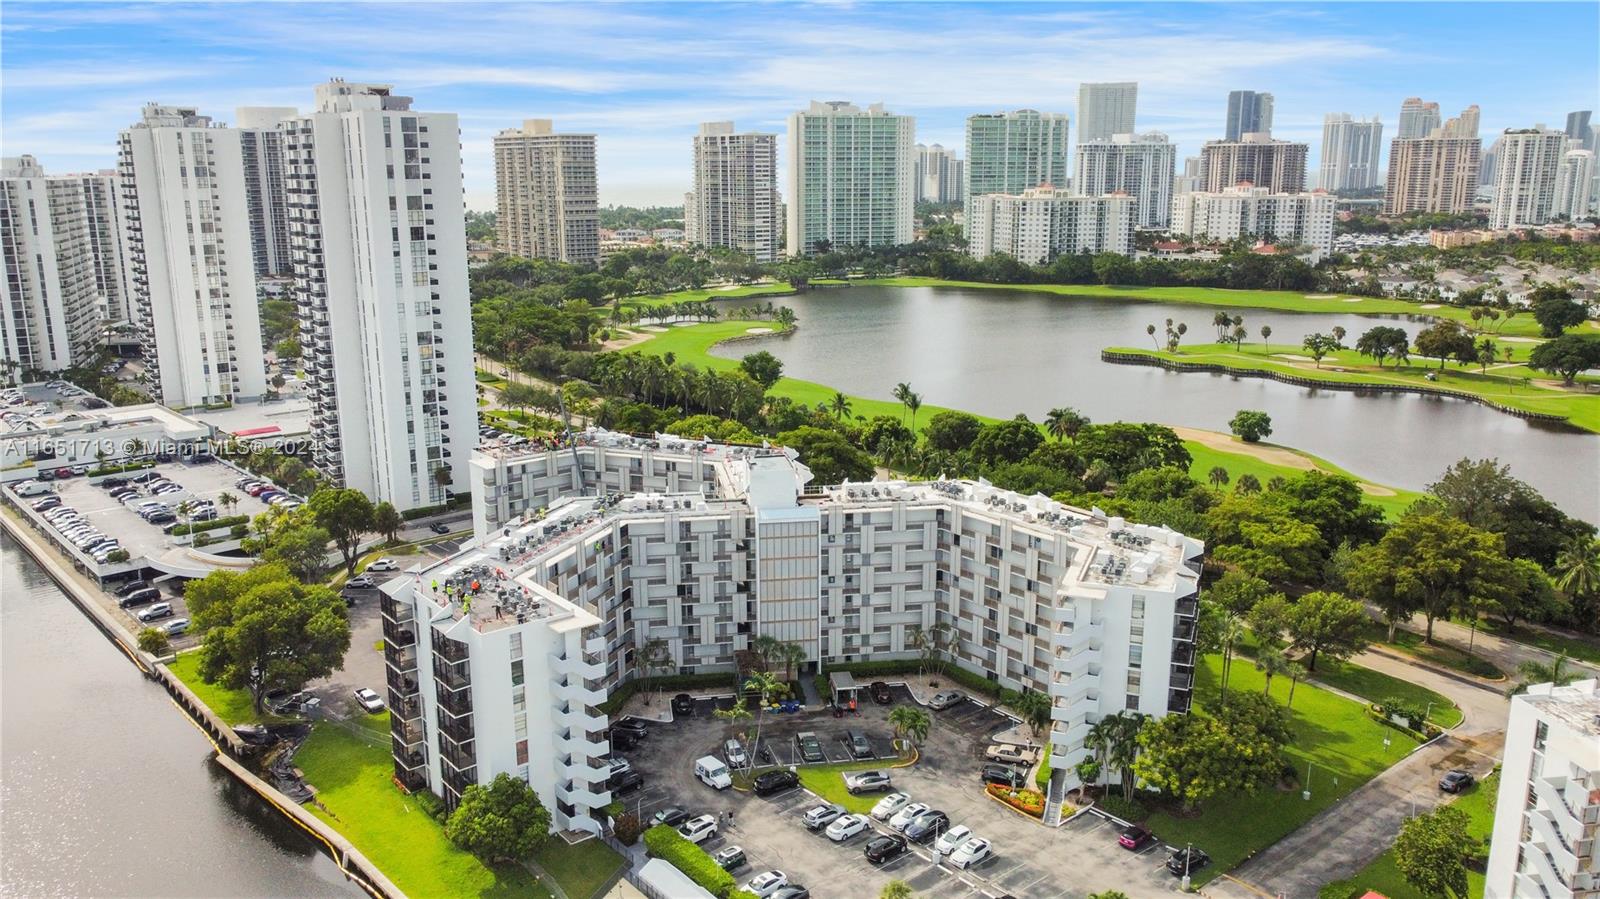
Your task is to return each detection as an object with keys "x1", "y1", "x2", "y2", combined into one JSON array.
[
  {"x1": 1225, "y1": 90, "x2": 1274, "y2": 141},
  {"x1": 1320, "y1": 114, "x2": 1384, "y2": 192},
  {"x1": 914, "y1": 144, "x2": 963, "y2": 205},
  {"x1": 1484, "y1": 678, "x2": 1599, "y2": 899},
  {"x1": 1198, "y1": 134, "x2": 1308, "y2": 194},
  {"x1": 493, "y1": 120, "x2": 600, "y2": 264},
  {"x1": 785, "y1": 101, "x2": 915, "y2": 256},
  {"x1": 283, "y1": 80, "x2": 477, "y2": 512},
  {"x1": 1491, "y1": 129, "x2": 1571, "y2": 229},
  {"x1": 72, "y1": 169, "x2": 129, "y2": 324},
  {"x1": 1171, "y1": 185, "x2": 1337, "y2": 262},
  {"x1": 387, "y1": 429, "x2": 1202, "y2": 832},
  {"x1": 1073, "y1": 132, "x2": 1176, "y2": 228},
  {"x1": 967, "y1": 188, "x2": 1135, "y2": 262},
  {"x1": 1076, "y1": 83, "x2": 1137, "y2": 144},
  {"x1": 1, "y1": 156, "x2": 105, "y2": 376},
  {"x1": 964, "y1": 110, "x2": 1071, "y2": 207},
  {"x1": 117, "y1": 103, "x2": 267, "y2": 408},
  {"x1": 1384, "y1": 133, "x2": 1482, "y2": 215},
  {"x1": 685, "y1": 122, "x2": 778, "y2": 262},
  {"x1": 1398, "y1": 97, "x2": 1442, "y2": 140},
  {"x1": 235, "y1": 107, "x2": 296, "y2": 278},
  {"x1": 1554, "y1": 149, "x2": 1596, "y2": 221}
]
